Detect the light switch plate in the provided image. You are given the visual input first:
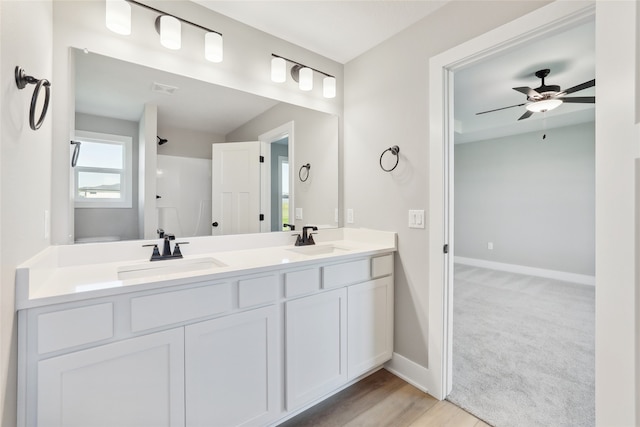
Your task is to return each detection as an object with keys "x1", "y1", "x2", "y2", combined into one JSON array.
[
  {"x1": 347, "y1": 209, "x2": 354, "y2": 224},
  {"x1": 295, "y1": 208, "x2": 303, "y2": 220},
  {"x1": 408, "y1": 210, "x2": 425, "y2": 229}
]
